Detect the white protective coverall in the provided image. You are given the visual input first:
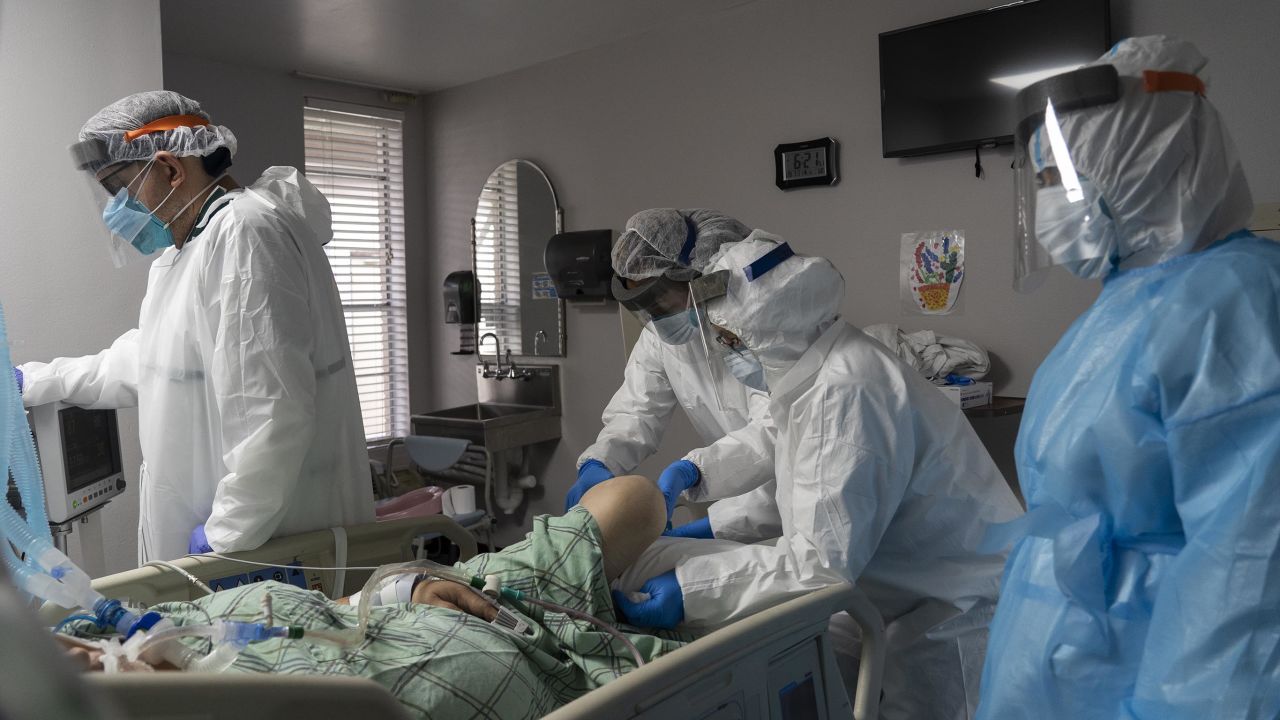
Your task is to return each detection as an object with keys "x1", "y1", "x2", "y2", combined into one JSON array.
[
  {"x1": 21, "y1": 167, "x2": 374, "y2": 561},
  {"x1": 678, "y1": 238, "x2": 1024, "y2": 719},
  {"x1": 578, "y1": 323, "x2": 780, "y2": 542}
]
